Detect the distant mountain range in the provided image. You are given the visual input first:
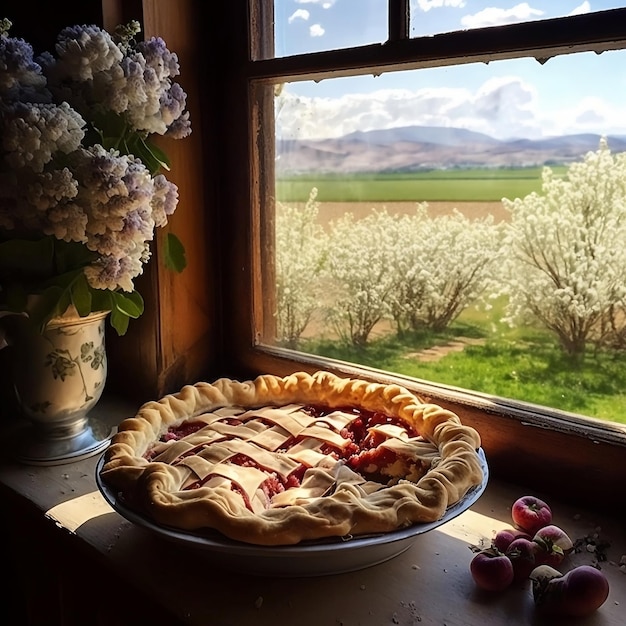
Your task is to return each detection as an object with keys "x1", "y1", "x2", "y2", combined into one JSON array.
[{"x1": 275, "y1": 126, "x2": 626, "y2": 174}]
